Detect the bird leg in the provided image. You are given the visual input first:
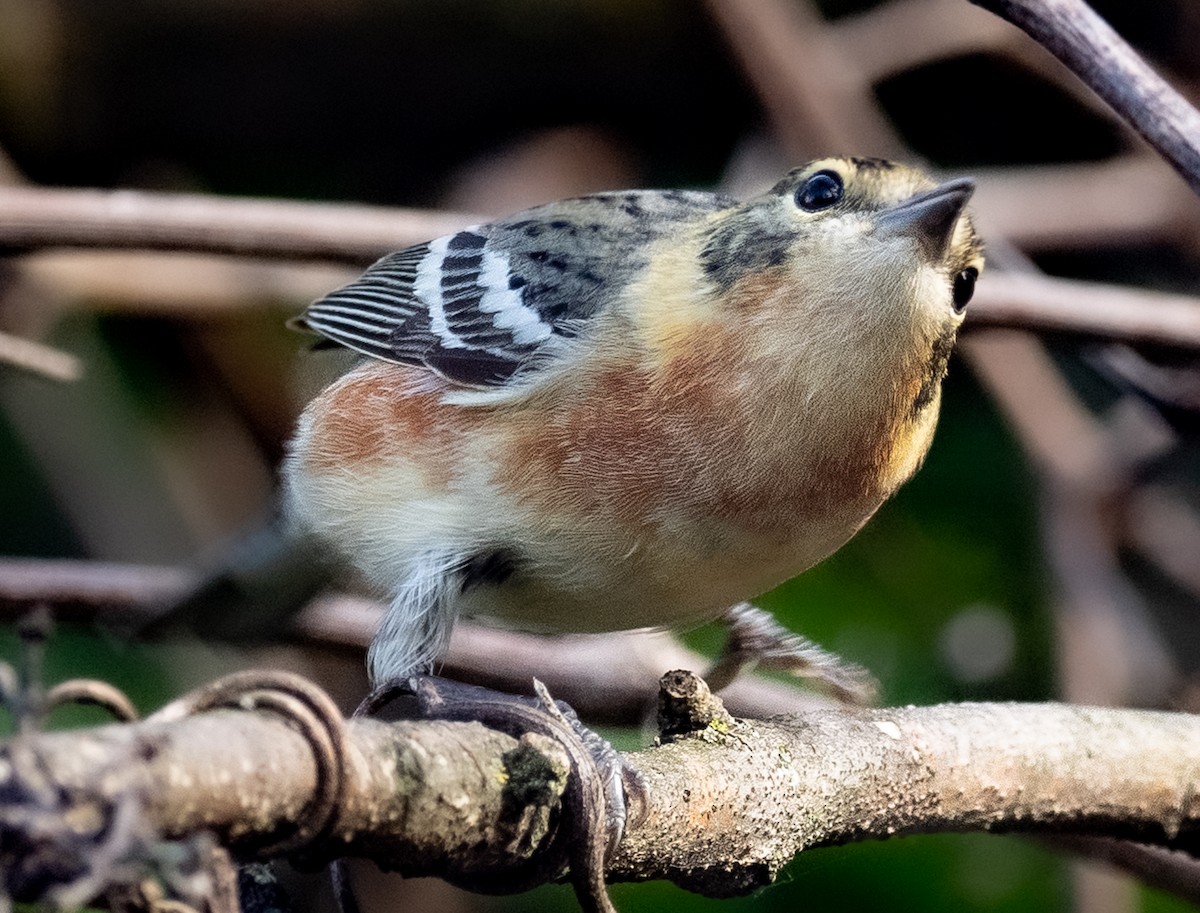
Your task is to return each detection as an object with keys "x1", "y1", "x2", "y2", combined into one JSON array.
[{"x1": 704, "y1": 603, "x2": 878, "y2": 705}]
